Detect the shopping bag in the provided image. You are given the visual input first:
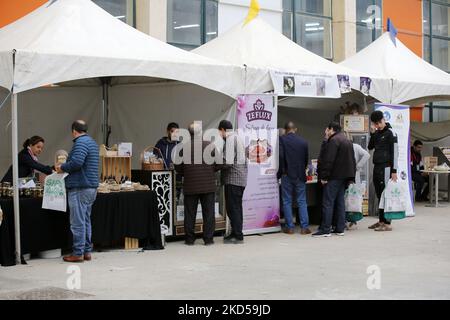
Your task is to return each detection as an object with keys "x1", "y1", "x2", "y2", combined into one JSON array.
[
  {"x1": 42, "y1": 173, "x2": 69, "y2": 212},
  {"x1": 380, "y1": 180, "x2": 407, "y2": 220},
  {"x1": 345, "y1": 183, "x2": 364, "y2": 222}
]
